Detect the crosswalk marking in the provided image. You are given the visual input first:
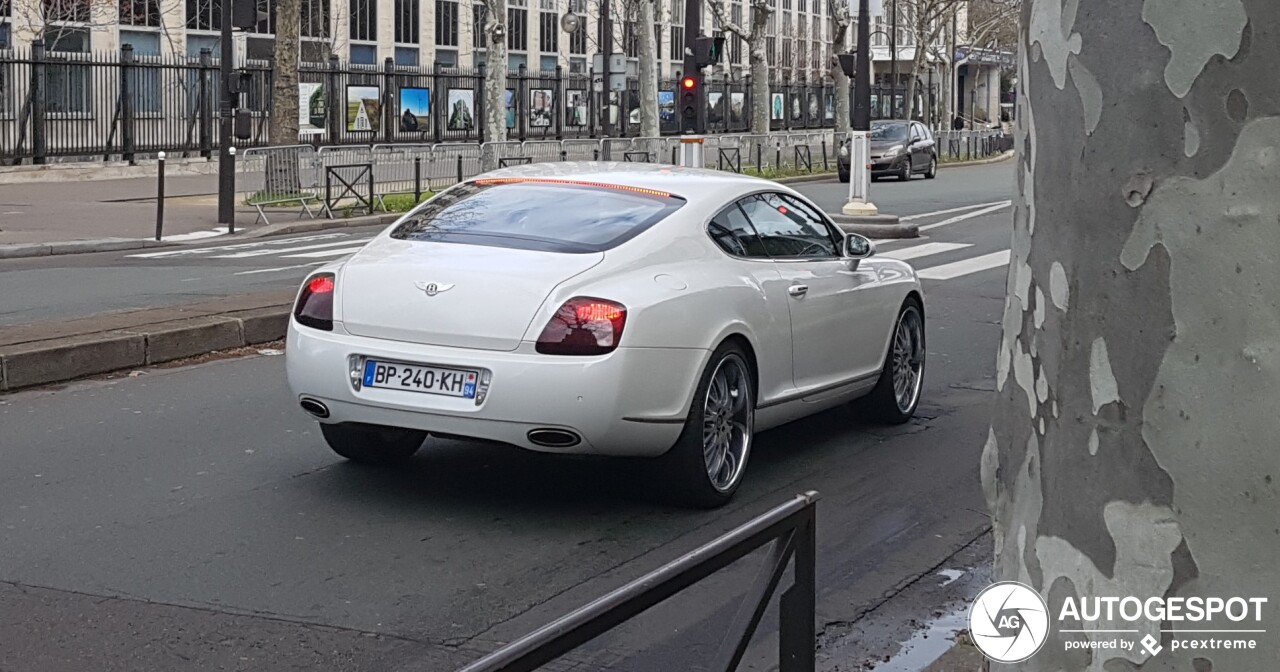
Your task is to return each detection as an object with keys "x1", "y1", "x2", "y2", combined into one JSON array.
[
  {"x1": 901, "y1": 201, "x2": 1011, "y2": 222},
  {"x1": 916, "y1": 250, "x2": 1011, "y2": 280},
  {"x1": 282, "y1": 245, "x2": 366, "y2": 259},
  {"x1": 234, "y1": 261, "x2": 328, "y2": 275},
  {"x1": 126, "y1": 233, "x2": 351, "y2": 258},
  {"x1": 879, "y1": 242, "x2": 972, "y2": 261},
  {"x1": 917, "y1": 202, "x2": 1011, "y2": 232},
  {"x1": 212, "y1": 238, "x2": 373, "y2": 259}
]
